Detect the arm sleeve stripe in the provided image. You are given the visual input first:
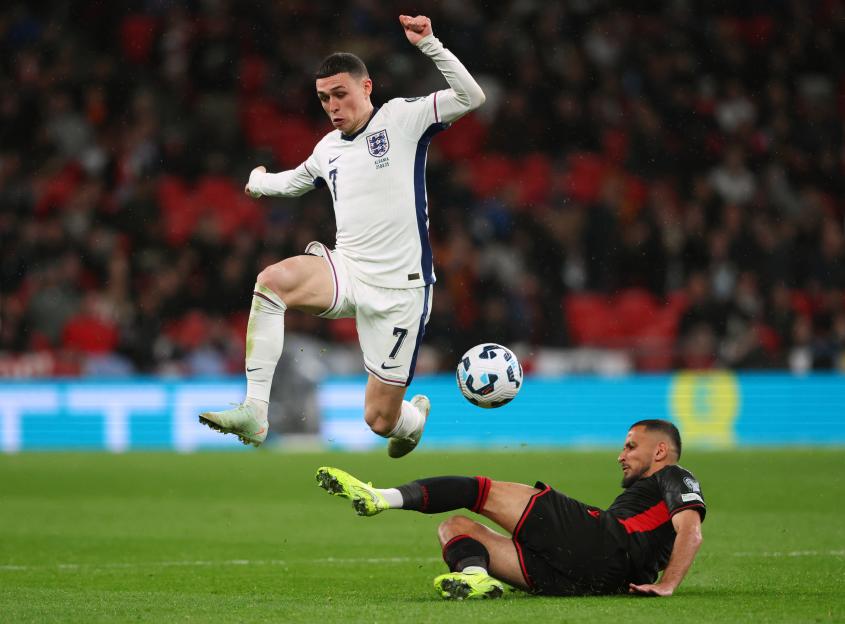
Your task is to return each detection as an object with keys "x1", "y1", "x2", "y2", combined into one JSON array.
[
  {"x1": 303, "y1": 162, "x2": 315, "y2": 179},
  {"x1": 669, "y1": 503, "x2": 706, "y2": 517},
  {"x1": 433, "y1": 91, "x2": 439, "y2": 123}
]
